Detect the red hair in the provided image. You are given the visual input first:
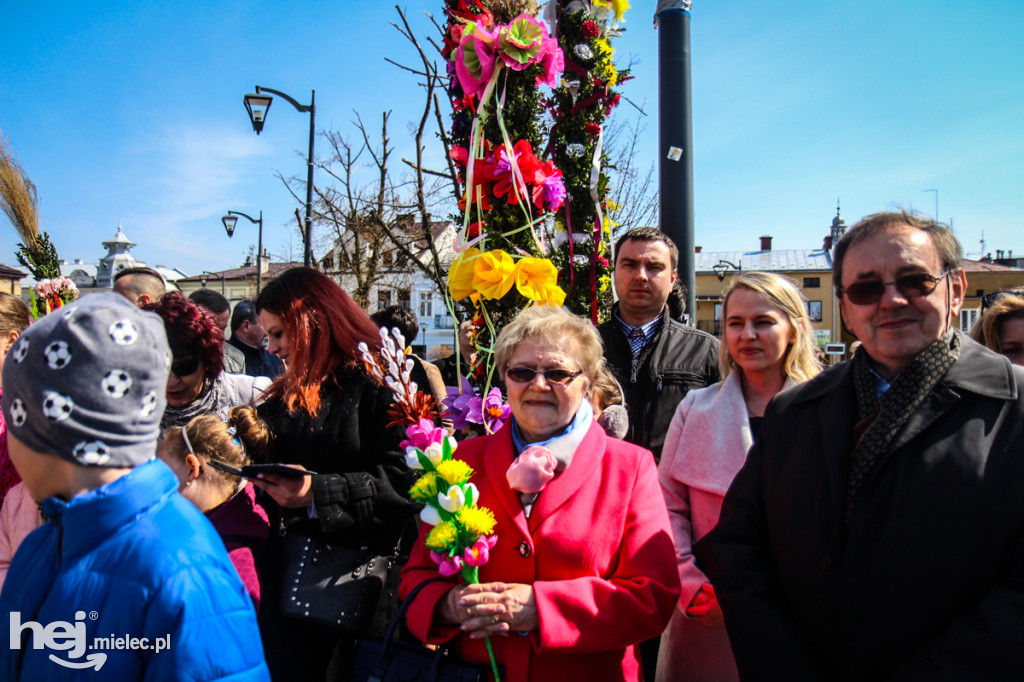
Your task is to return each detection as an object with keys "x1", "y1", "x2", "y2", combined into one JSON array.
[
  {"x1": 255, "y1": 267, "x2": 381, "y2": 415},
  {"x1": 144, "y1": 291, "x2": 224, "y2": 381}
]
